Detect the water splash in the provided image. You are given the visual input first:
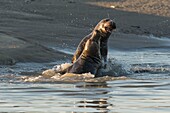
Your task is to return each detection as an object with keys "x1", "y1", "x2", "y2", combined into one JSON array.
[
  {"x1": 21, "y1": 73, "x2": 127, "y2": 83},
  {"x1": 20, "y1": 58, "x2": 129, "y2": 83}
]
